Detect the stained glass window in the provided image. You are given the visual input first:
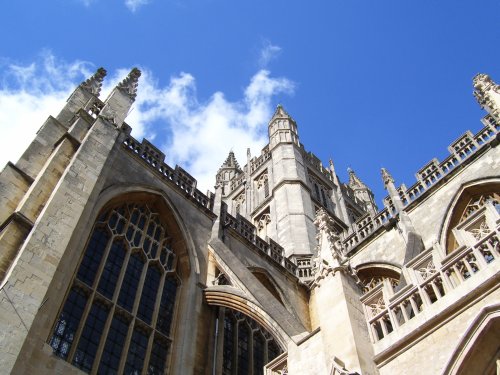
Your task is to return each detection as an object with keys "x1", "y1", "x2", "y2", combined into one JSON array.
[{"x1": 49, "y1": 202, "x2": 179, "y2": 374}]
